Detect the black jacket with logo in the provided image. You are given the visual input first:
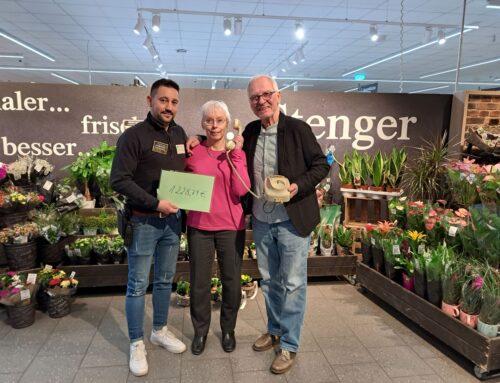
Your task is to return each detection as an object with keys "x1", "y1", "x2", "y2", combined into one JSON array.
[
  {"x1": 110, "y1": 112, "x2": 187, "y2": 212},
  {"x1": 242, "y1": 112, "x2": 329, "y2": 237}
]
